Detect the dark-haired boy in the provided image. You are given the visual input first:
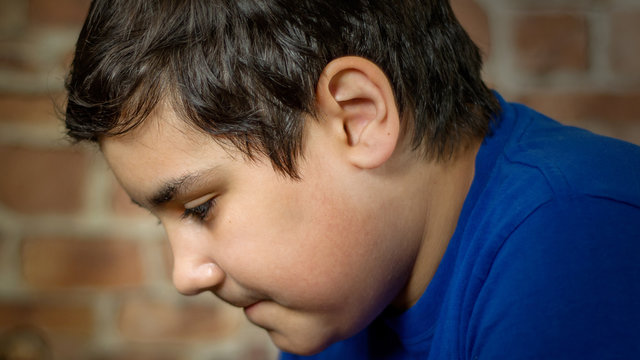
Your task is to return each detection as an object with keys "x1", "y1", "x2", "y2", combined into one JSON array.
[{"x1": 65, "y1": 0, "x2": 640, "y2": 359}]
